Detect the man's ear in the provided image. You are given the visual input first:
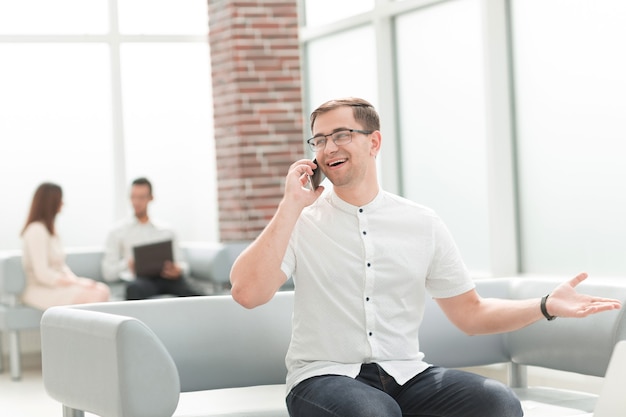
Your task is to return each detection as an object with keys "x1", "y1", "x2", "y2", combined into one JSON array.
[{"x1": 370, "y1": 130, "x2": 382, "y2": 157}]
